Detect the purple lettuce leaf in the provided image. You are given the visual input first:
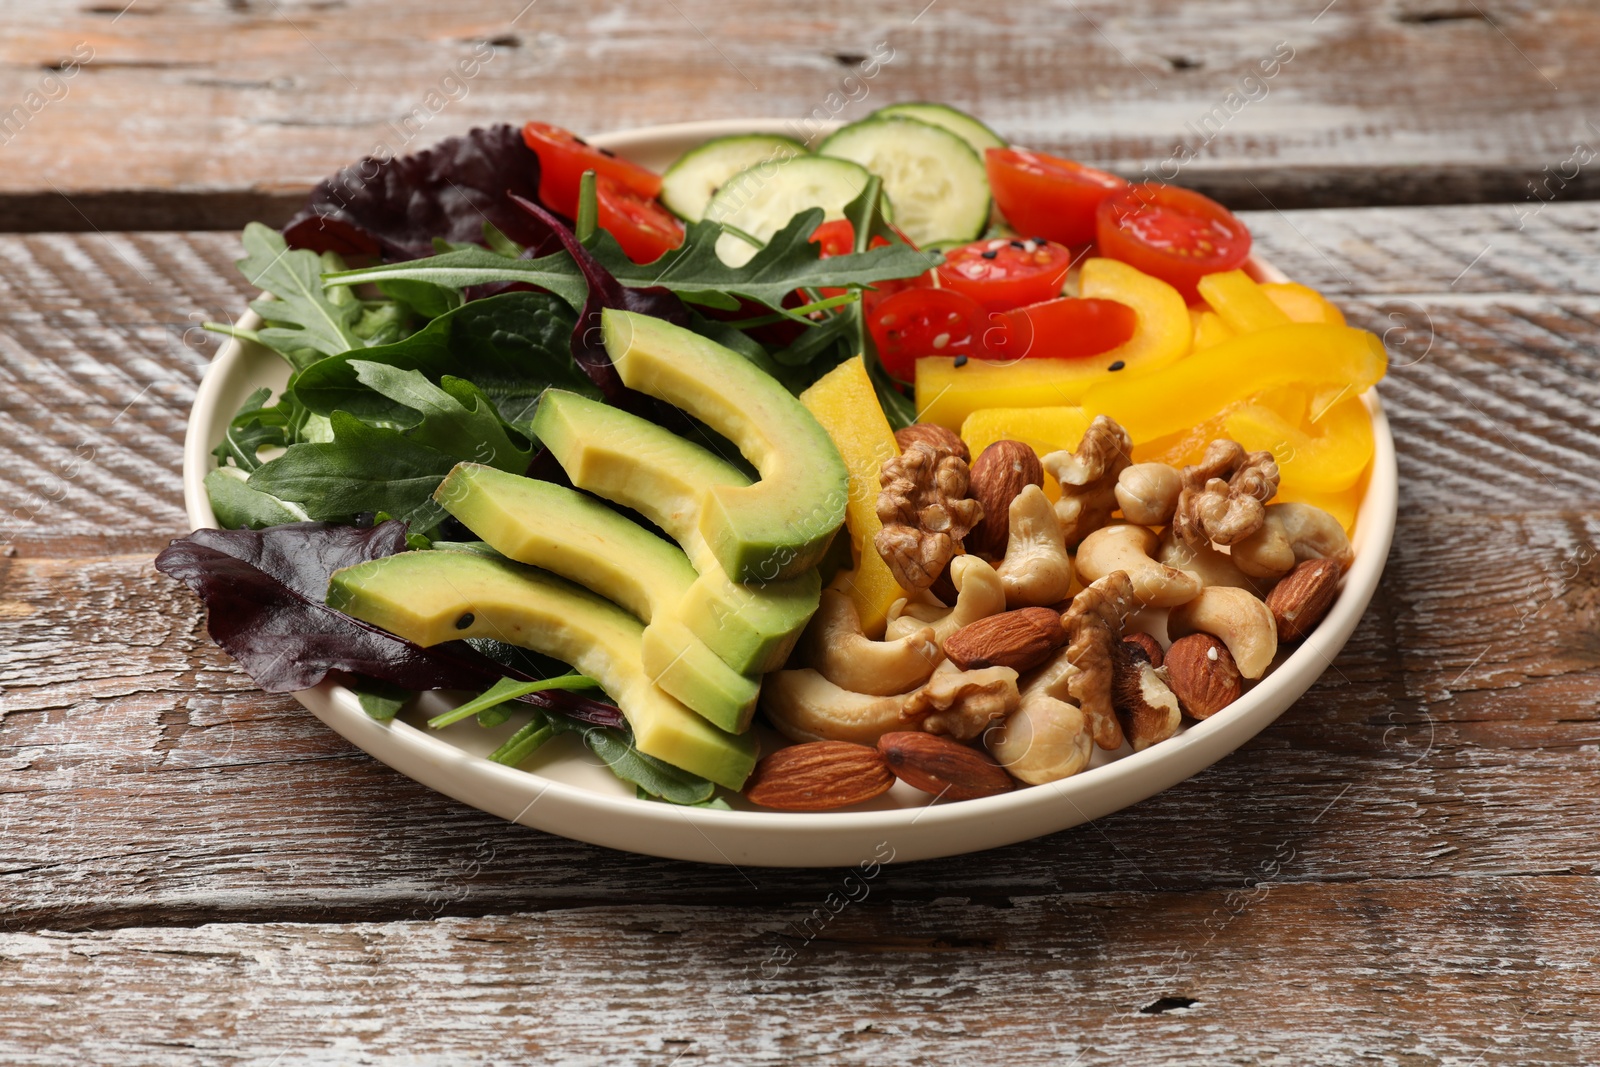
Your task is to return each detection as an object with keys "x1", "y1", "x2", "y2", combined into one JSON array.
[
  {"x1": 282, "y1": 126, "x2": 560, "y2": 262},
  {"x1": 155, "y1": 521, "x2": 623, "y2": 727}
]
